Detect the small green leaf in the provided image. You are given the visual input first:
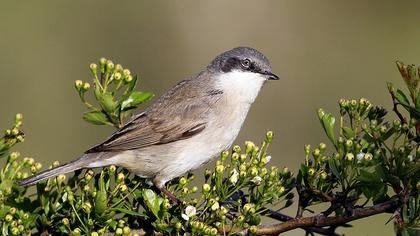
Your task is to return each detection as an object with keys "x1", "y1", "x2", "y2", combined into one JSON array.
[
  {"x1": 416, "y1": 91, "x2": 420, "y2": 110},
  {"x1": 358, "y1": 168, "x2": 381, "y2": 183},
  {"x1": 143, "y1": 189, "x2": 162, "y2": 218},
  {"x1": 98, "y1": 91, "x2": 118, "y2": 113},
  {"x1": 342, "y1": 127, "x2": 355, "y2": 139},
  {"x1": 395, "y1": 89, "x2": 410, "y2": 106},
  {"x1": 328, "y1": 159, "x2": 340, "y2": 179},
  {"x1": 111, "y1": 207, "x2": 146, "y2": 217},
  {"x1": 95, "y1": 174, "x2": 108, "y2": 215},
  {"x1": 121, "y1": 91, "x2": 154, "y2": 111},
  {"x1": 82, "y1": 111, "x2": 111, "y2": 125},
  {"x1": 322, "y1": 113, "x2": 336, "y2": 144},
  {"x1": 121, "y1": 75, "x2": 138, "y2": 102}
]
